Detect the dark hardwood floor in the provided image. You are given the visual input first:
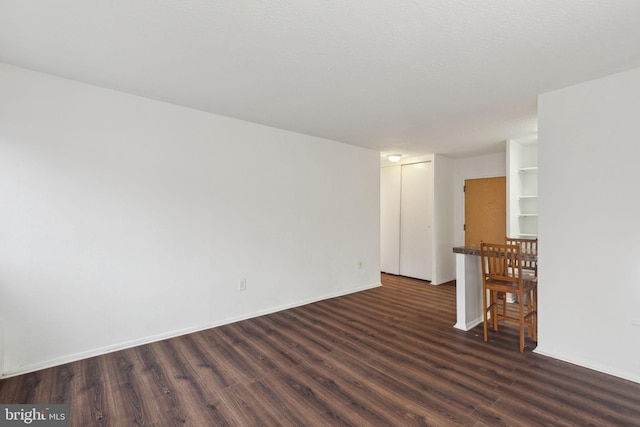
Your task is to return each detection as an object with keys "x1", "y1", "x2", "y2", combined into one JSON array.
[{"x1": 2, "y1": 273, "x2": 640, "y2": 426}]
